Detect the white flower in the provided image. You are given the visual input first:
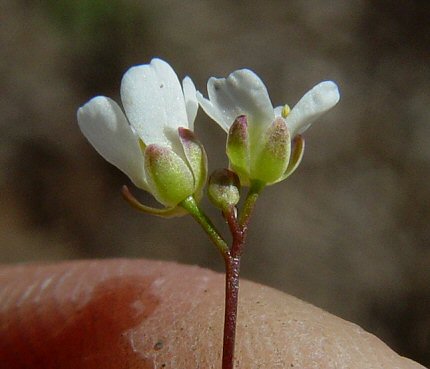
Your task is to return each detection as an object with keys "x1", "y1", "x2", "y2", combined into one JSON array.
[
  {"x1": 77, "y1": 58, "x2": 206, "y2": 216},
  {"x1": 197, "y1": 69, "x2": 339, "y2": 138},
  {"x1": 197, "y1": 69, "x2": 340, "y2": 185}
]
